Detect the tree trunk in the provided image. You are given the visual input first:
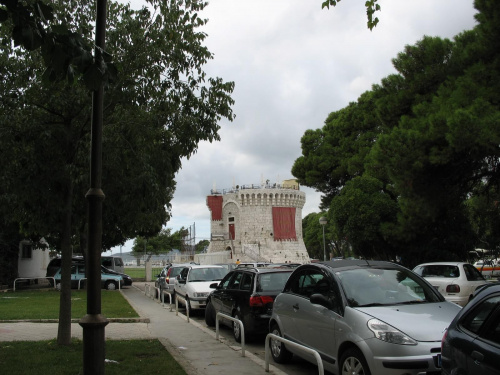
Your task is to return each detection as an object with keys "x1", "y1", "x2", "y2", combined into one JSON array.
[{"x1": 57, "y1": 182, "x2": 74, "y2": 346}]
